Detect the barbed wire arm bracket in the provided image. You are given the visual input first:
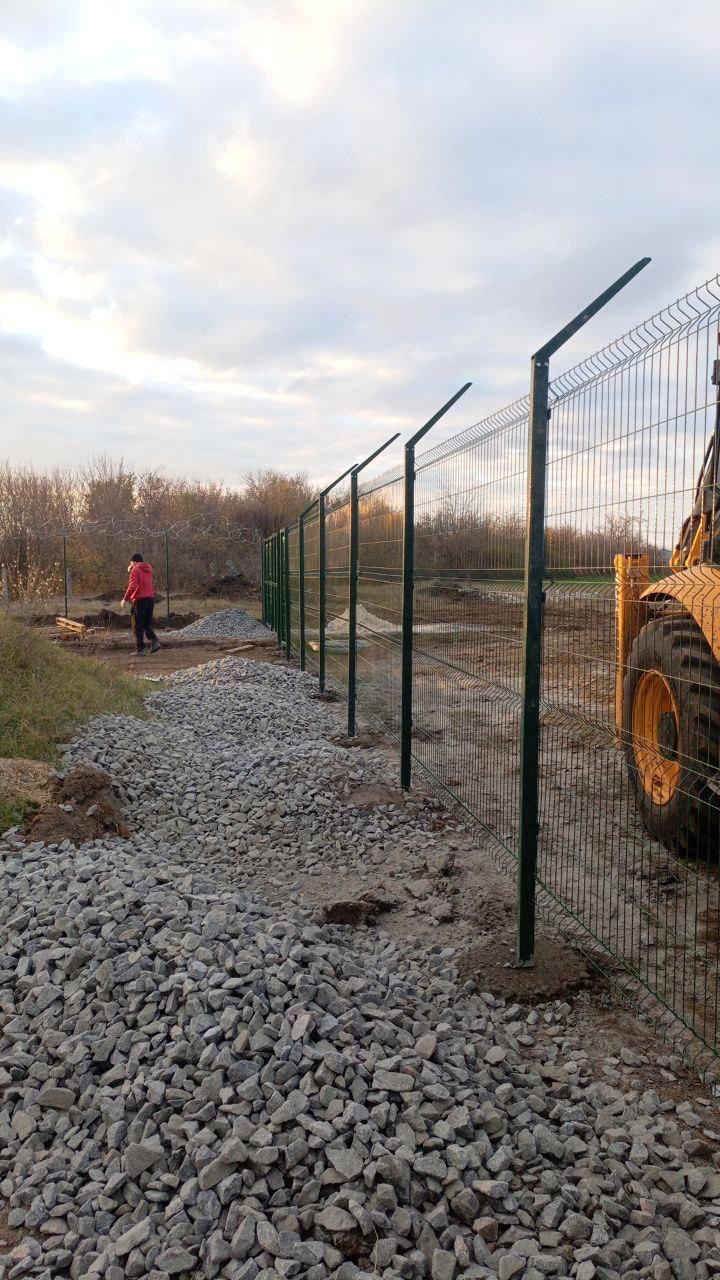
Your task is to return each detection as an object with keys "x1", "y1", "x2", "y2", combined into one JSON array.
[
  {"x1": 400, "y1": 383, "x2": 473, "y2": 789},
  {"x1": 347, "y1": 434, "x2": 401, "y2": 736},
  {"x1": 517, "y1": 256, "x2": 652, "y2": 968},
  {"x1": 318, "y1": 463, "x2": 358, "y2": 691}
]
